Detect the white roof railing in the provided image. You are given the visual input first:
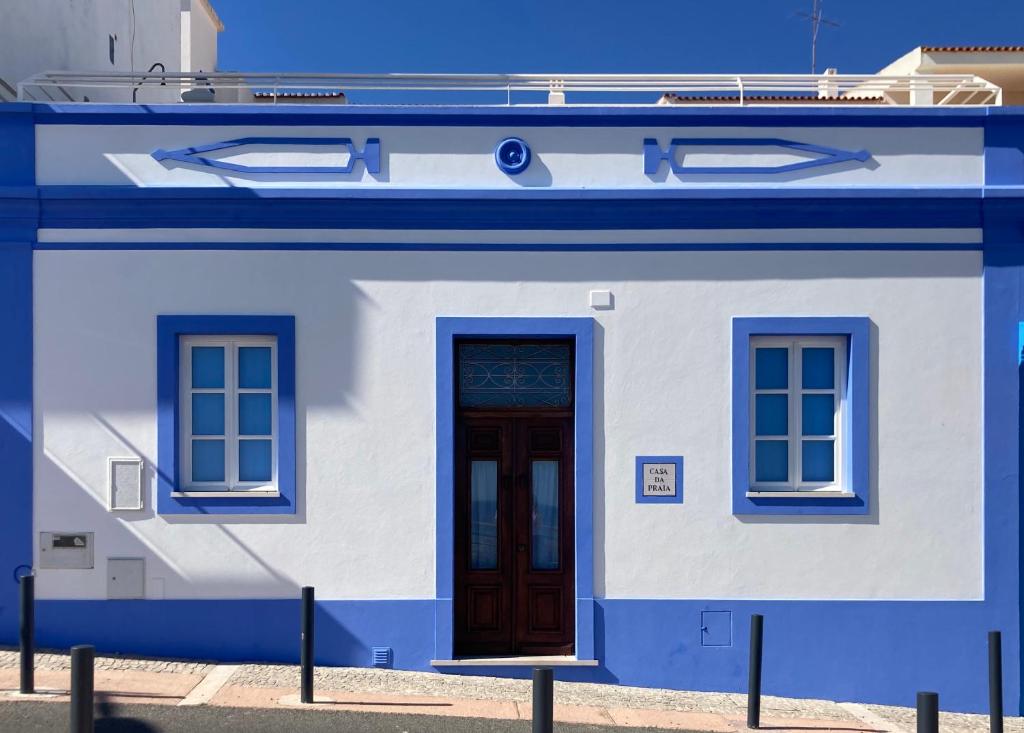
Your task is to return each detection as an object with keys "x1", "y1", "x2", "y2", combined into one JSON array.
[{"x1": 15, "y1": 70, "x2": 1004, "y2": 106}]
